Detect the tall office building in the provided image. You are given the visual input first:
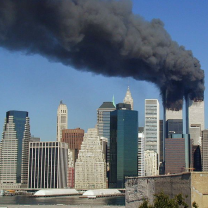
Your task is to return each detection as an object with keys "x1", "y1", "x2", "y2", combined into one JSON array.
[
  {"x1": 57, "y1": 101, "x2": 68, "y2": 141},
  {"x1": 109, "y1": 103, "x2": 138, "y2": 188},
  {"x1": 0, "y1": 111, "x2": 31, "y2": 188},
  {"x1": 165, "y1": 134, "x2": 191, "y2": 174},
  {"x1": 28, "y1": 141, "x2": 68, "y2": 188},
  {"x1": 138, "y1": 129, "x2": 145, "y2": 177},
  {"x1": 188, "y1": 100, "x2": 204, "y2": 131},
  {"x1": 97, "y1": 102, "x2": 116, "y2": 167},
  {"x1": 166, "y1": 109, "x2": 182, "y2": 121},
  {"x1": 144, "y1": 150, "x2": 158, "y2": 176},
  {"x1": 61, "y1": 128, "x2": 84, "y2": 162},
  {"x1": 159, "y1": 120, "x2": 163, "y2": 163},
  {"x1": 123, "y1": 86, "x2": 133, "y2": 110},
  {"x1": 75, "y1": 128, "x2": 107, "y2": 189},
  {"x1": 145, "y1": 99, "x2": 159, "y2": 159},
  {"x1": 166, "y1": 119, "x2": 183, "y2": 138},
  {"x1": 202, "y1": 130, "x2": 208, "y2": 171}
]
